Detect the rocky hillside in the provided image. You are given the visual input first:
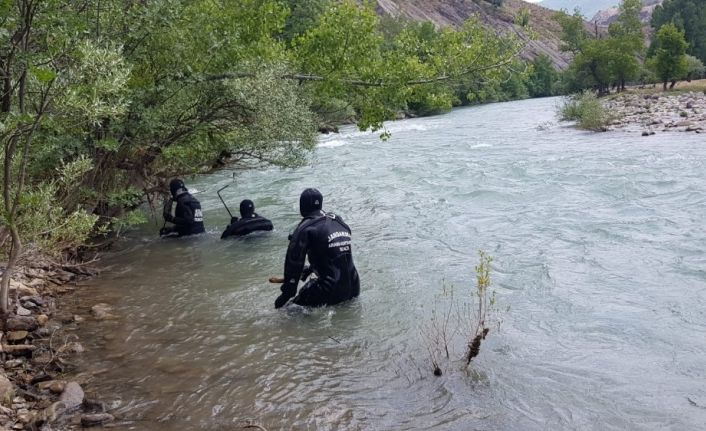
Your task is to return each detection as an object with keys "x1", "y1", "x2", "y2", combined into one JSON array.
[
  {"x1": 375, "y1": 0, "x2": 589, "y2": 70},
  {"x1": 539, "y1": 0, "x2": 618, "y2": 18},
  {"x1": 590, "y1": 0, "x2": 663, "y2": 26}
]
